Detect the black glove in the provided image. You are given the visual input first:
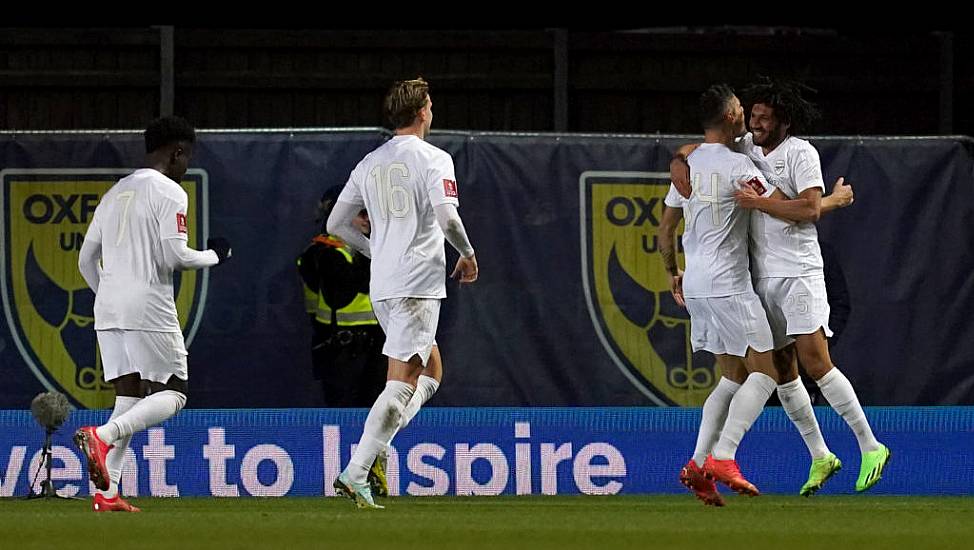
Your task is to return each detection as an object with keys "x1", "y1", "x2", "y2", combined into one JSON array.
[{"x1": 207, "y1": 237, "x2": 232, "y2": 265}]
